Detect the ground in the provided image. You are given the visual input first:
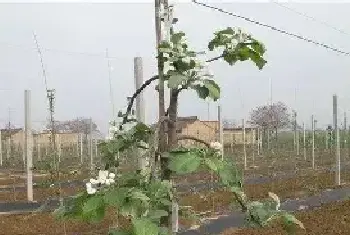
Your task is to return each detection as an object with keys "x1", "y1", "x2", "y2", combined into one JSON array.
[
  {"x1": 0, "y1": 148, "x2": 350, "y2": 235},
  {"x1": 223, "y1": 200, "x2": 350, "y2": 235}
]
